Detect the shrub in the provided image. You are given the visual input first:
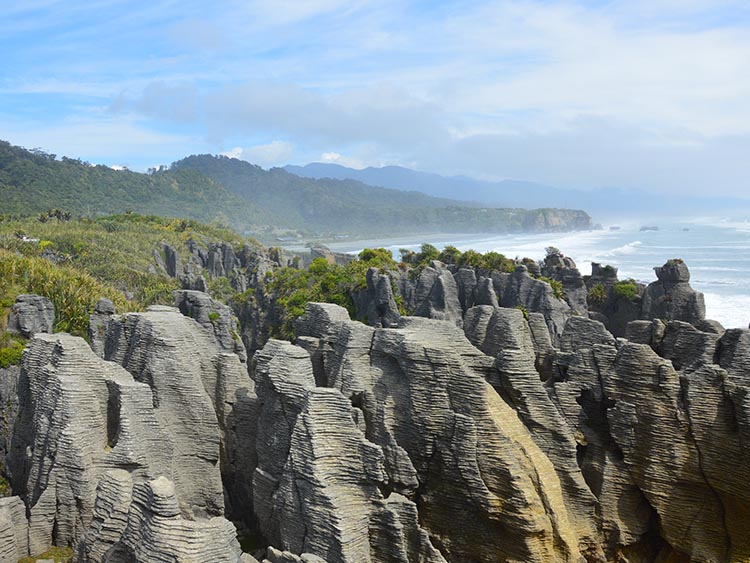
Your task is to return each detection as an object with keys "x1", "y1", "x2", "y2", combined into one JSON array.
[
  {"x1": 438, "y1": 245, "x2": 462, "y2": 265},
  {"x1": 614, "y1": 279, "x2": 639, "y2": 301},
  {"x1": 588, "y1": 283, "x2": 607, "y2": 305},
  {"x1": 545, "y1": 246, "x2": 561, "y2": 256},
  {"x1": 357, "y1": 248, "x2": 396, "y2": 269},
  {"x1": 0, "y1": 334, "x2": 25, "y2": 368},
  {"x1": 538, "y1": 276, "x2": 566, "y2": 300},
  {"x1": 0, "y1": 250, "x2": 132, "y2": 337}
]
